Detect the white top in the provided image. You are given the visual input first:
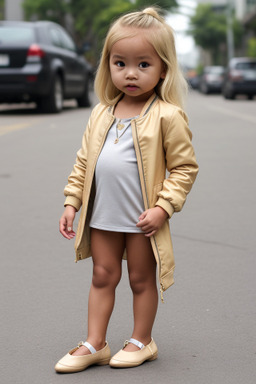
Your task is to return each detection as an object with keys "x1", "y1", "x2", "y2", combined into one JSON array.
[{"x1": 89, "y1": 117, "x2": 144, "y2": 233}]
